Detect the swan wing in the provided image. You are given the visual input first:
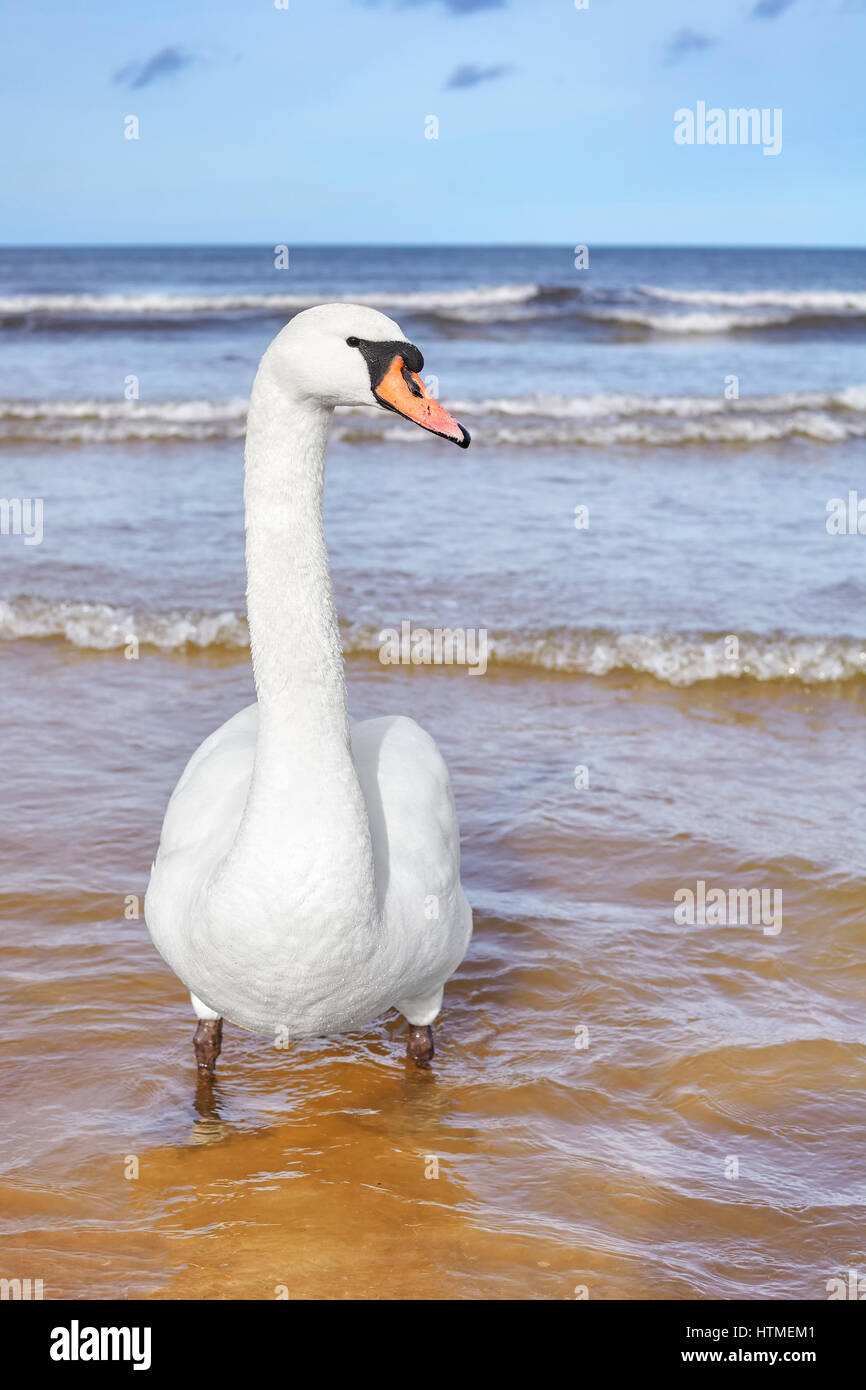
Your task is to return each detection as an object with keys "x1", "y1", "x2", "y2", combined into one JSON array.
[
  {"x1": 153, "y1": 702, "x2": 258, "y2": 863},
  {"x1": 351, "y1": 714, "x2": 472, "y2": 1006},
  {"x1": 145, "y1": 703, "x2": 258, "y2": 960}
]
